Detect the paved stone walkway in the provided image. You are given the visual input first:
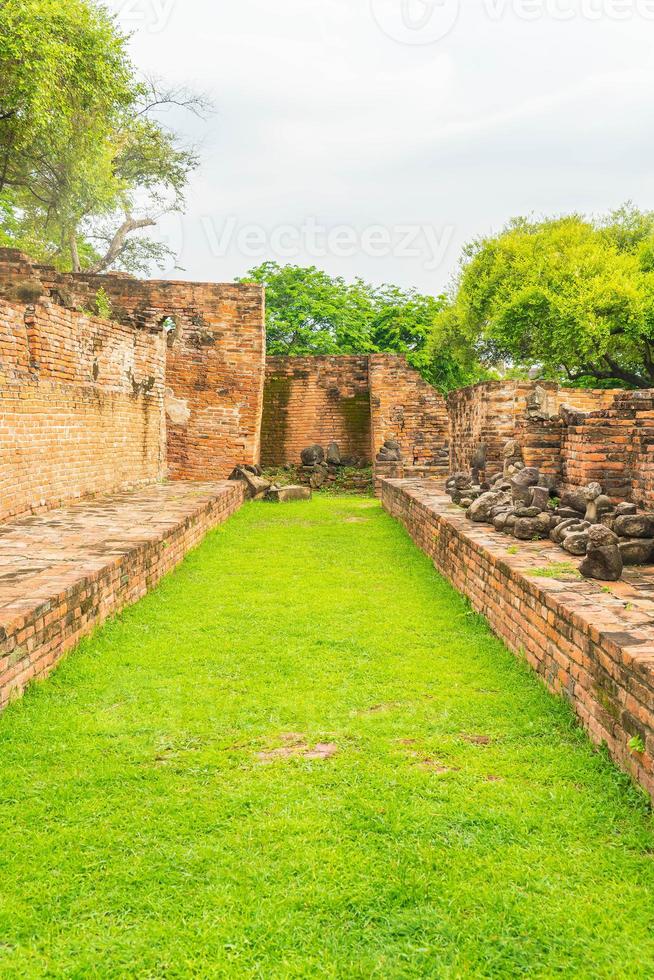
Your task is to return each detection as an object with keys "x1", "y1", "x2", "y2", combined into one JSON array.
[{"x1": 0, "y1": 481, "x2": 244, "y2": 708}]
